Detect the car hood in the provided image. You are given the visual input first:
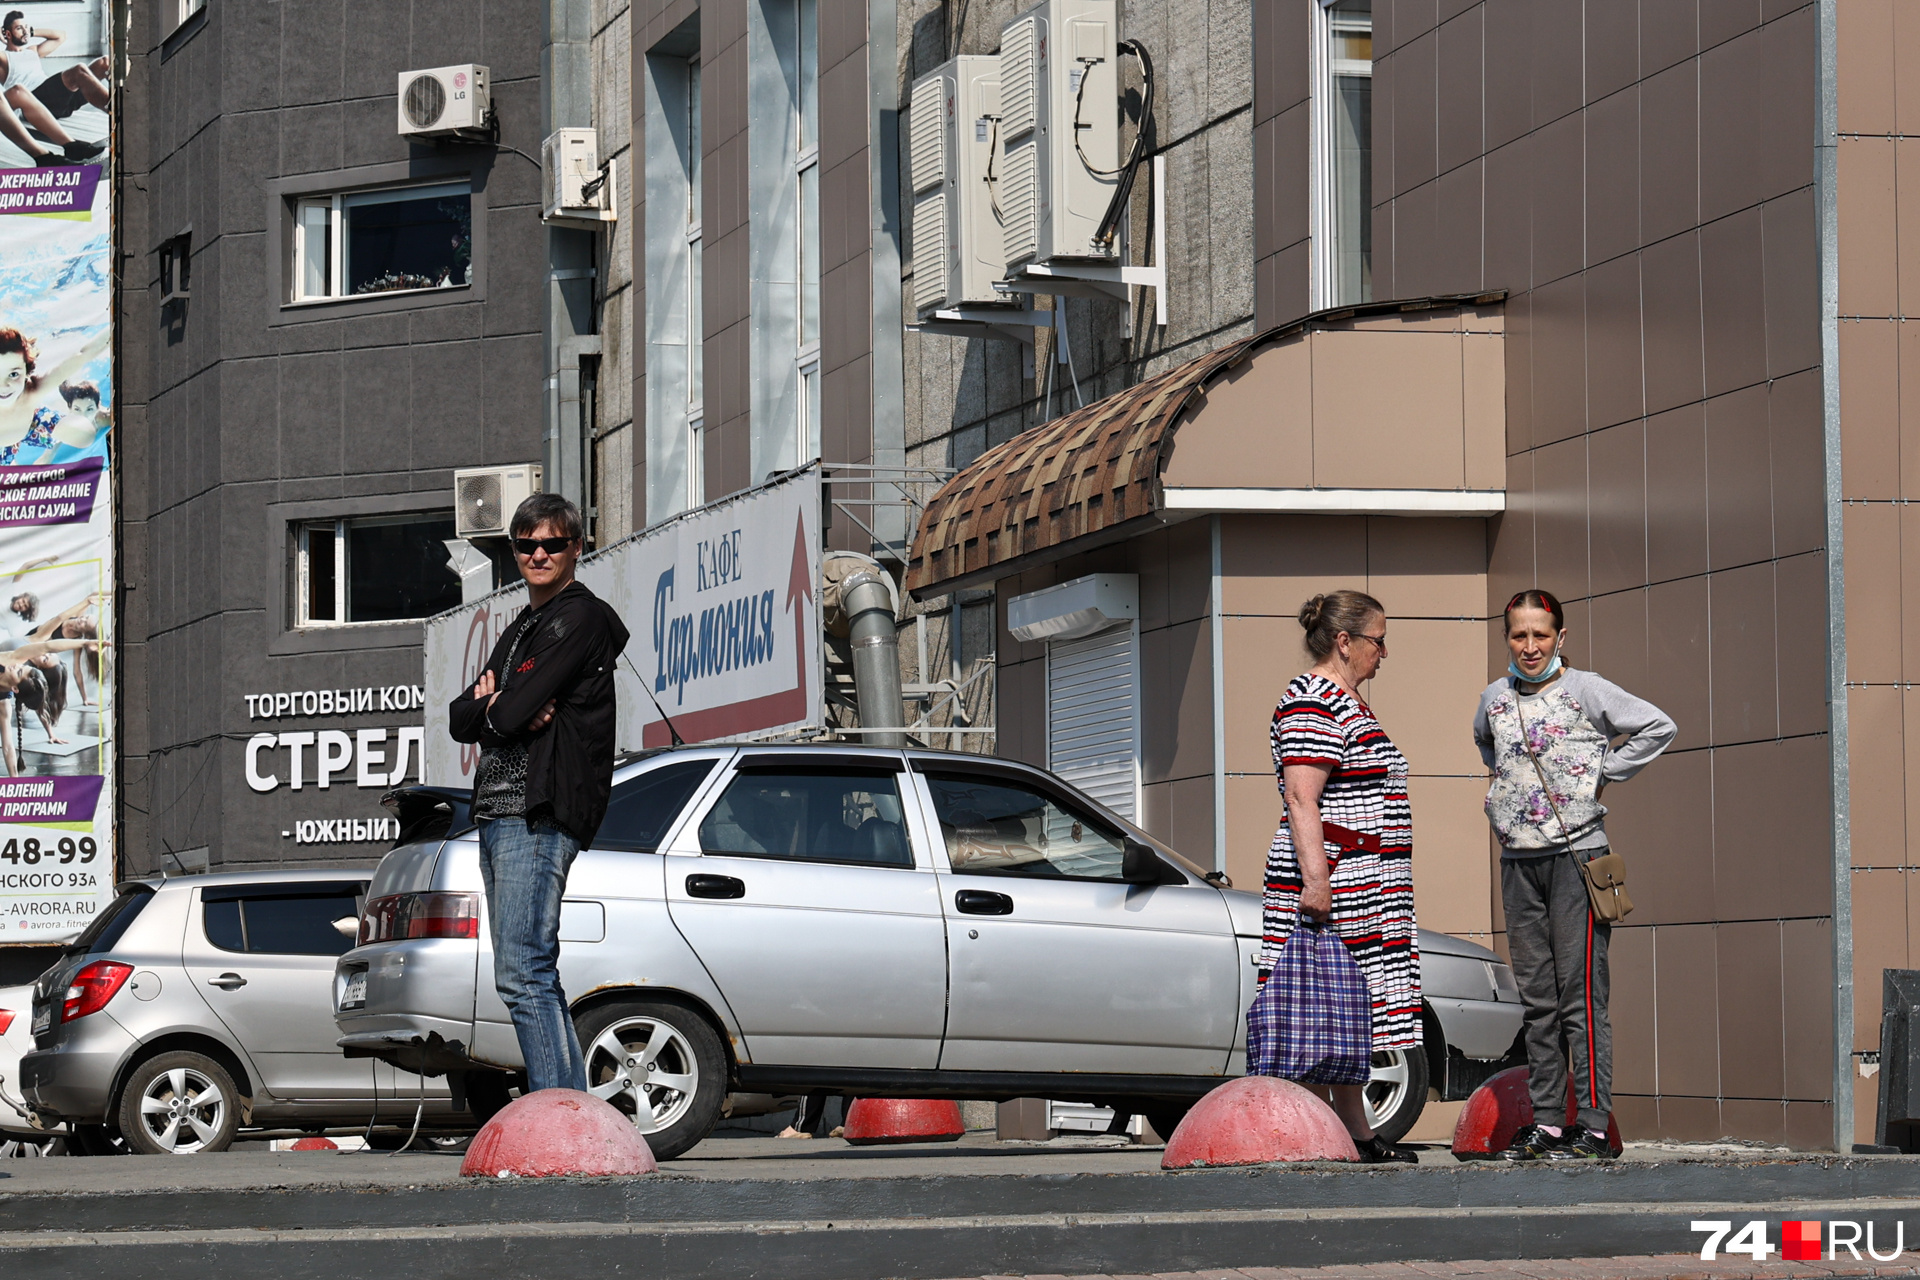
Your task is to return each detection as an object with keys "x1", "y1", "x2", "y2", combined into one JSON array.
[{"x1": 1219, "y1": 887, "x2": 1504, "y2": 966}]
